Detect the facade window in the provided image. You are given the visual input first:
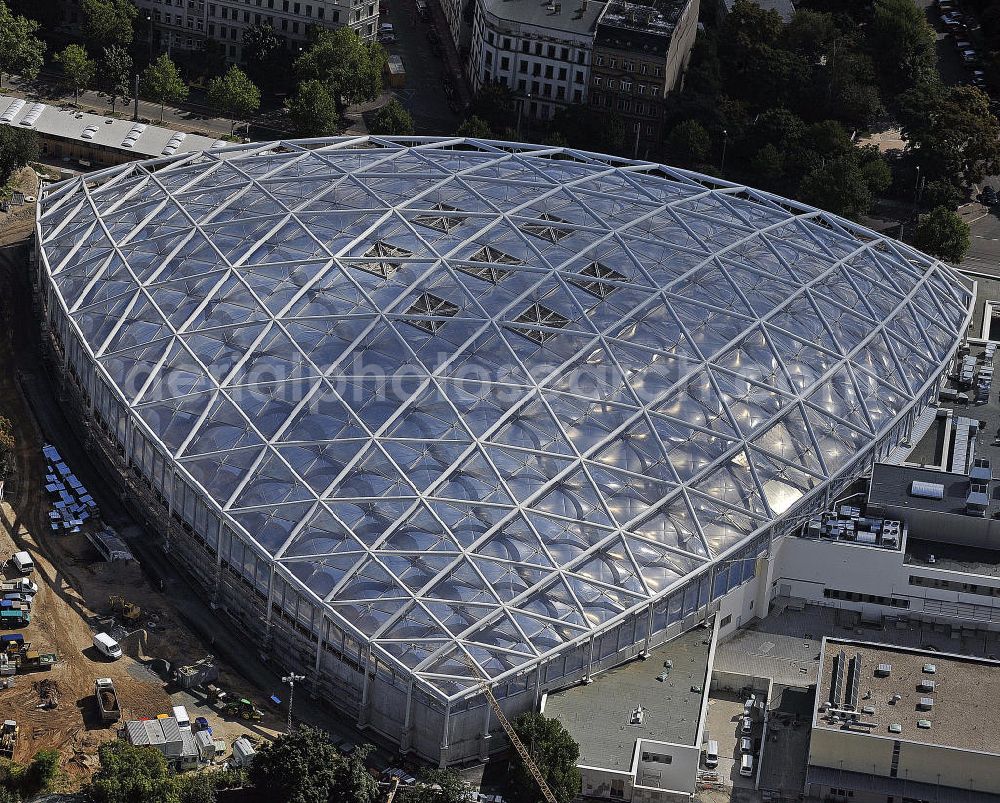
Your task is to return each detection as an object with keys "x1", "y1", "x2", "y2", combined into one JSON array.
[
  {"x1": 640, "y1": 63, "x2": 647, "y2": 74},
  {"x1": 558, "y1": 67, "x2": 566, "y2": 80},
  {"x1": 518, "y1": 79, "x2": 526, "y2": 91},
  {"x1": 823, "y1": 589, "x2": 910, "y2": 608},
  {"x1": 594, "y1": 76, "x2": 602, "y2": 86},
  {"x1": 560, "y1": 47, "x2": 568, "y2": 59},
  {"x1": 281, "y1": 17, "x2": 287, "y2": 28},
  {"x1": 292, "y1": 20, "x2": 299, "y2": 31},
  {"x1": 283, "y1": 0, "x2": 288, "y2": 8},
  {"x1": 501, "y1": 56, "x2": 510, "y2": 70},
  {"x1": 624, "y1": 60, "x2": 633, "y2": 71},
  {"x1": 621, "y1": 81, "x2": 631, "y2": 92},
  {"x1": 596, "y1": 55, "x2": 604, "y2": 66},
  {"x1": 485, "y1": 51, "x2": 492, "y2": 66},
  {"x1": 545, "y1": 65, "x2": 553, "y2": 78},
  {"x1": 534, "y1": 41, "x2": 541, "y2": 55},
  {"x1": 220, "y1": 23, "x2": 227, "y2": 35},
  {"x1": 654, "y1": 66, "x2": 661, "y2": 77},
  {"x1": 573, "y1": 88, "x2": 581, "y2": 102},
  {"x1": 531, "y1": 80, "x2": 539, "y2": 93},
  {"x1": 556, "y1": 86, "x2": 564, "y2": 100},
  {"x1": 209, "y1": 2, "x2": 216, "y2": 14},
  {"x1": 609, "y1": 59, "x2": 615, "y2": 68},
  {"x1": 547, "y1": 44, "x2": 555, "y2": 57},
  {"x1": 306, "y1": 3, "x2": 312, "y2": 14},
  {"x1": 318, "y1": 6, "x2": 324, "y2": 17},
  {"x1": 522, "y1": 40, "x2": 529, "y2": 53},
  {"x1": 293, "y1": 1, "x2": 300, "y2": 11},
  {"x1": 519, "y1": 62, "x2": 527, "y2": 73},
  {"x1": 575, "y1": 70, "x2": 583, "y2": 84},
  {"x1": 487, "y1": 30, "x2": 494, "y2": 44},
  {"x1": 208, "y1": 21, "x2": 215, "y2": 33},
  {"x1": 533, "y1": 63, "x2": 541, "y2": 76},
  {"x1": 503, "y1": 37, "x2": 511, "y2": 49}
]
